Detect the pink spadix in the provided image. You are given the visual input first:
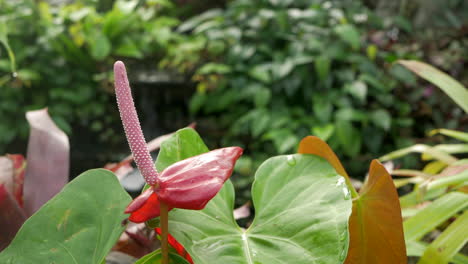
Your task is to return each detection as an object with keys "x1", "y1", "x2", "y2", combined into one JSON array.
[
  {"x1": 114, "y1": 61, "x2": 159, "y2": 185},
  {"x1": 114, "y1": 61, "x2": 243, "y2": 223}
]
